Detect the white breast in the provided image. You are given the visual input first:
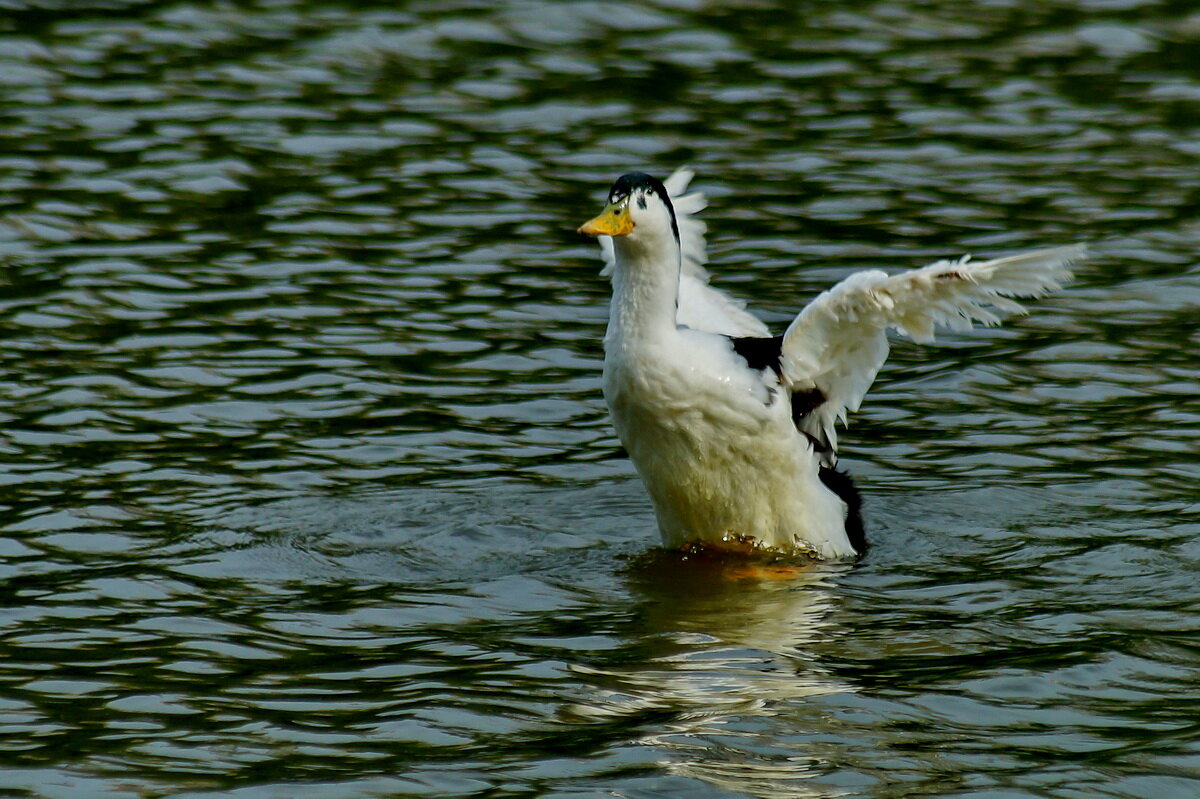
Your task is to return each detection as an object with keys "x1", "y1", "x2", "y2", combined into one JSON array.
[{"x1": 603, "y1": 330, "x2": 855, "y2": 559}]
